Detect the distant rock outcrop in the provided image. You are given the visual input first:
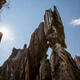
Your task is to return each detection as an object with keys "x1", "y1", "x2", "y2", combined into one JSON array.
[{"x1": 0, "y1": 6, "x2": 80, "y2": 80}]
